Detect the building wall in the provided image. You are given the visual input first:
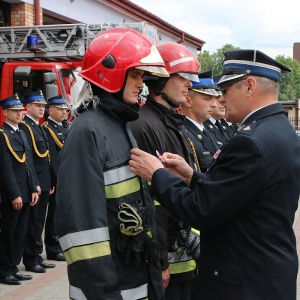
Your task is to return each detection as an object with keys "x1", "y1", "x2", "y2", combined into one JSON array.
[
  {"x1": 10, "y1": 2, "x2": 43, "y2": 26},
  {"x1": 293, "y1": 43, "x2": 300, "y2": 63},
  {"x1": 4, "y1": 0, "x2": 198, "y2": 54}
]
